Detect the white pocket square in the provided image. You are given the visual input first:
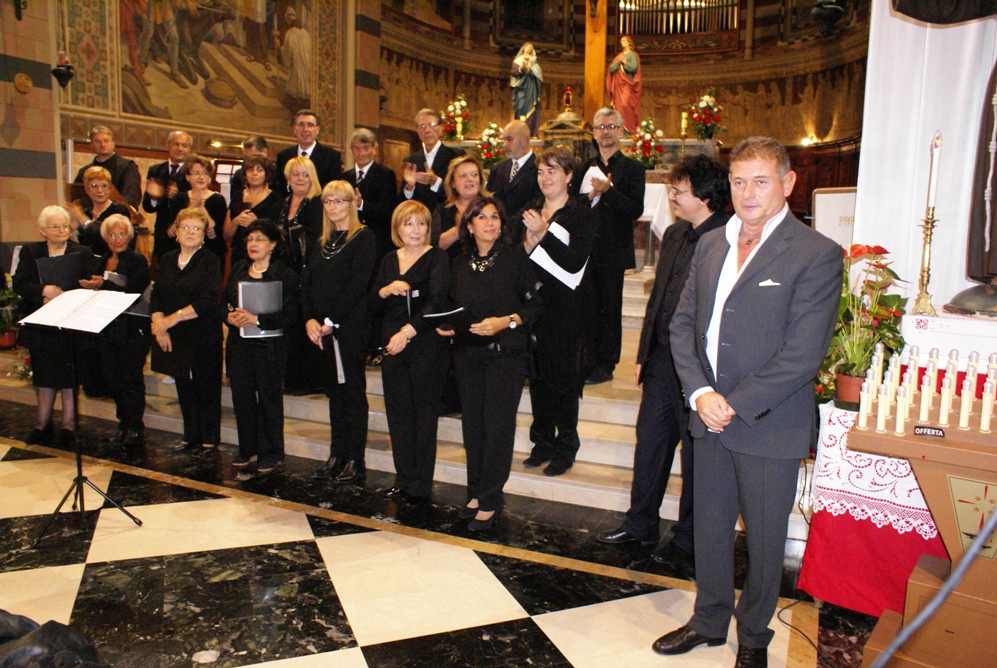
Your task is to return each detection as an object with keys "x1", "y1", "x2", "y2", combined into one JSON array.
[{"x1": 758, "y1": 279, "x2": 781, "y2": 287}]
